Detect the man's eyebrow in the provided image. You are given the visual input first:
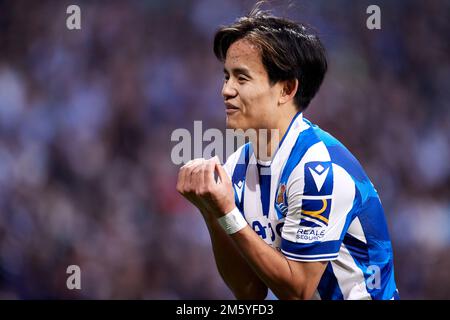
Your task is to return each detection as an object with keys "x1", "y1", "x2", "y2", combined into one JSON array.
[{"x1": 223, "y1": 67, "x2": 251, "y2": 76}]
